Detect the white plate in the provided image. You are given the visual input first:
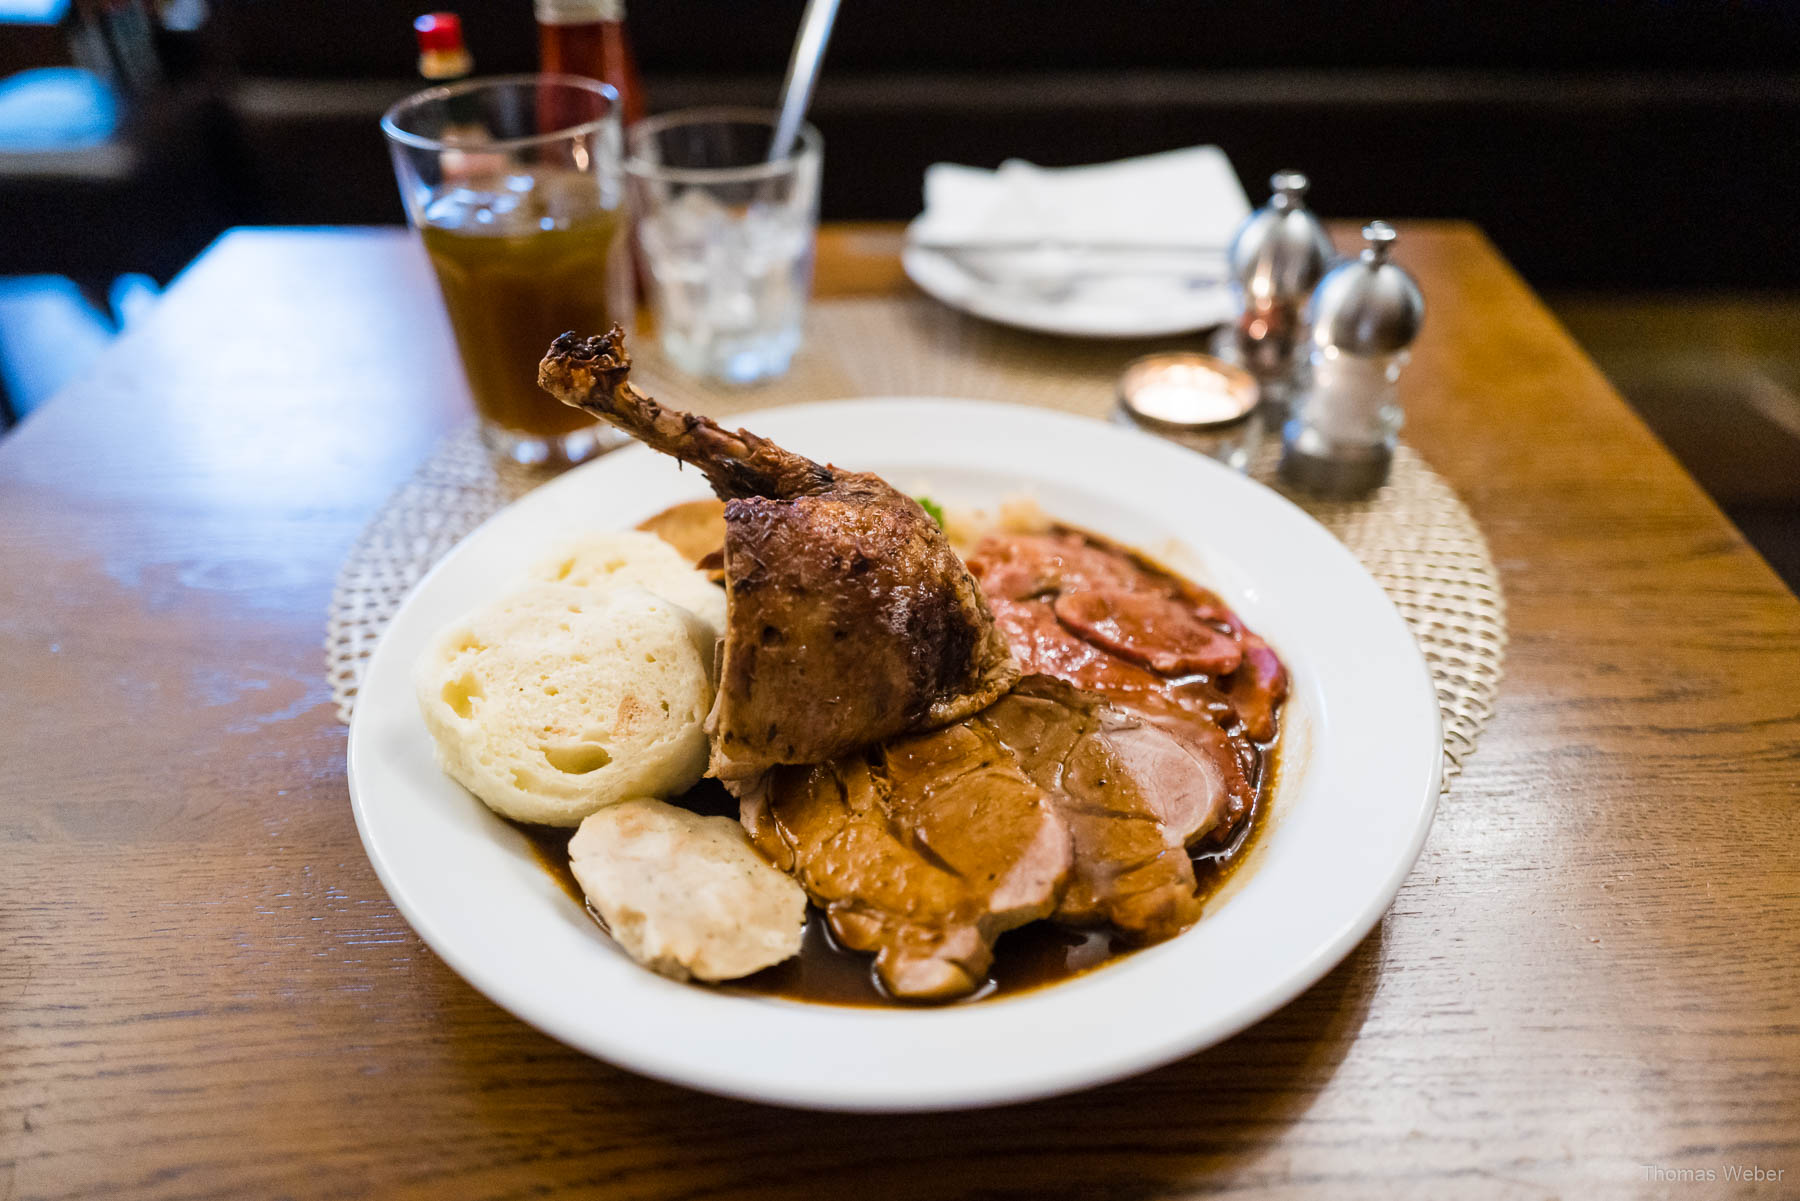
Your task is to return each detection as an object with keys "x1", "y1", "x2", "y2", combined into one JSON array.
[
  {"x1": 347, "y1": 398, "x2": 1441, "y2": 1112},
  {"x1": 902, "y1": 244, "x2": 1236, "y2": 339}
]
